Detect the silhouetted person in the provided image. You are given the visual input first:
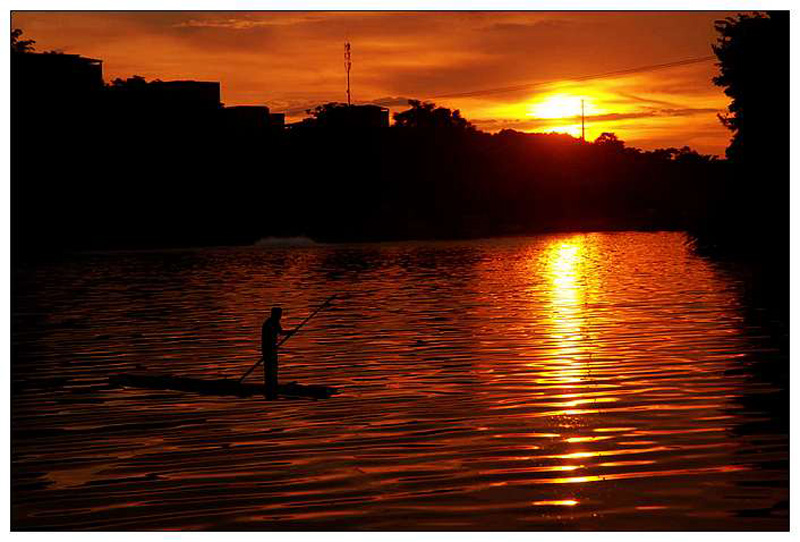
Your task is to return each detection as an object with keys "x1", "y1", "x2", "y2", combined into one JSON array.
[{"x1": 262, "y1": 307, "x2": 291, "y2": 400}]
